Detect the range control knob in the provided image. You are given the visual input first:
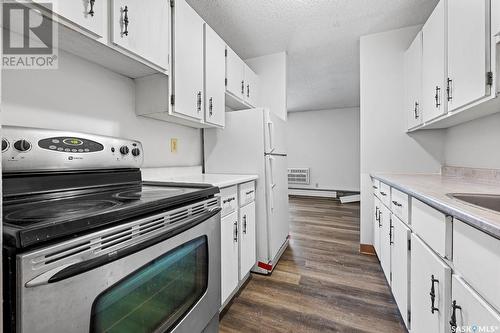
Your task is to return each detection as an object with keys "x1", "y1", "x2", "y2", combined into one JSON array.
[
  {"x1": 119, "y1": 146, "x2": 129, "y2": 155},
  {"x1": 2, "y1": 139, "x2": 9, "y2": 152},
  {"x1": 14, "y1": 139, "x2": 31, "y2": 152},
  {"x1": 131, "y1": 148, "x2": 141, "y2": 157}
]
